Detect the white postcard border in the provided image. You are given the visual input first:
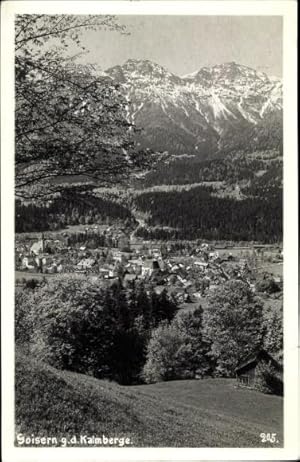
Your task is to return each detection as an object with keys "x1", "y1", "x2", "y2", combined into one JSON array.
[{"x1": 1, "y1": 1, "x2": 298, "y2": 461}]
